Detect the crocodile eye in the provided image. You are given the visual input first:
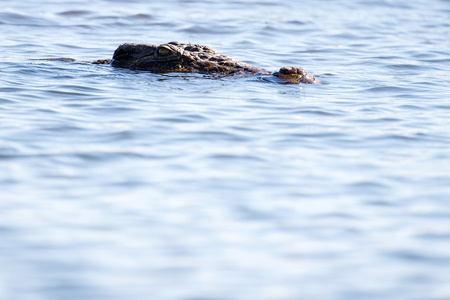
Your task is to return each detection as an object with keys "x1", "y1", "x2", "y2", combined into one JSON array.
[{"x1": 157, "y1": 47, "x2": 171, "y2": 56}]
